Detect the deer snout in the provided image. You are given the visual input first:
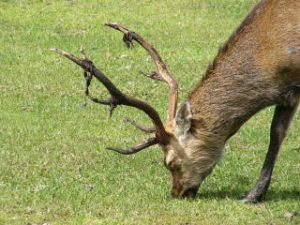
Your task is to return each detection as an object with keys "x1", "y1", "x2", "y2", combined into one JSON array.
[
  {"x1": 181, "y1": 187, "x2": 198, "y2": 198},
  {"x1": 180, "y1": 185, "x2": 199, "y2": 199},
  {"x1": 171, "y1": 186, "x2": 199, "y2": 199}
]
